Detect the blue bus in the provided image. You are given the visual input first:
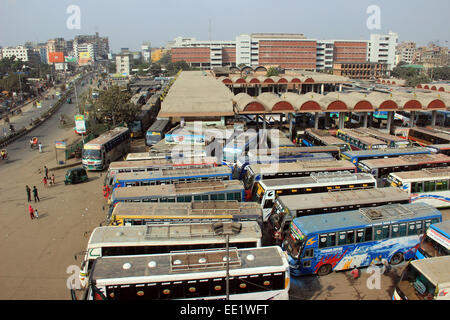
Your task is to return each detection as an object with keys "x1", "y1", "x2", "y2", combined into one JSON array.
[
  {"x1": 234, "y1": 152, "x2": 334, "y2": 180},
  {"x1": 112, "y1": 166, "x2": 232, "y2": 189},
  {"x1": 341, "y1": 147, "x2": 431, "y2": 166},
  {"x1": 415, "y1": 220, "x2": 450, "y2": 259},
  {"x1": 283, "y1": 202, "x2": 442, "y2": 276}
]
